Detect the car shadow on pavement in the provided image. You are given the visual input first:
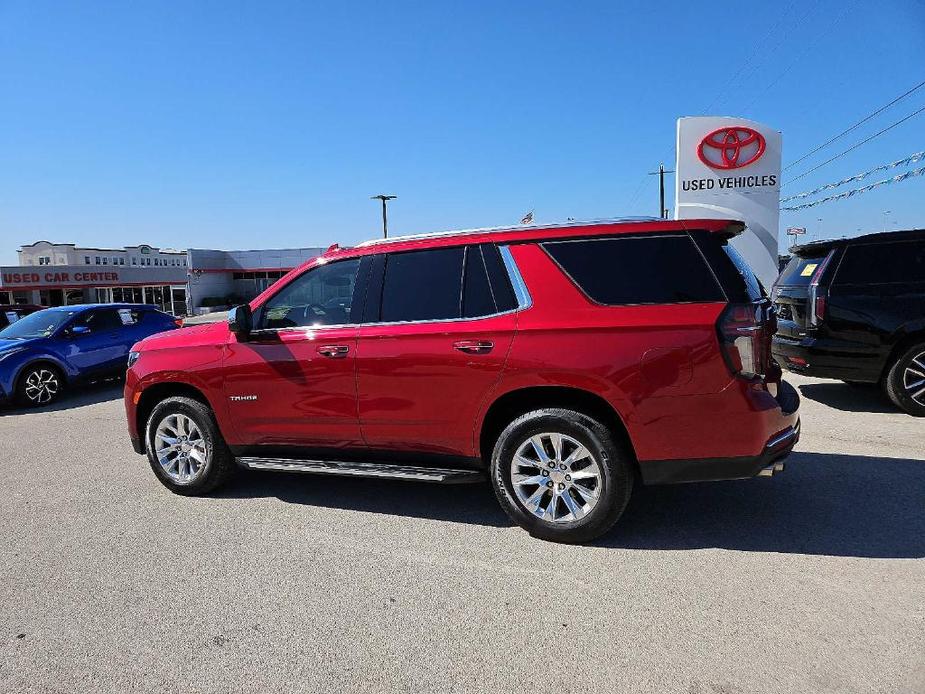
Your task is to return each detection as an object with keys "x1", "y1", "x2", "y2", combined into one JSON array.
[
  {"x1": 606, "y1": 451, "x2": 925, "y2": 558},
  {"x1": 797, "y1": 381, "x2": 897, "y2": 414},
  {"x1": 0, "y1": 378, "x2": 123, "y2": 416},
  {"x1": 220, "y1": 450, "x2": 924, "y2": 558},
  {"x1": 218, "y1": 471, "x2": 512, "y2": 528}
]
